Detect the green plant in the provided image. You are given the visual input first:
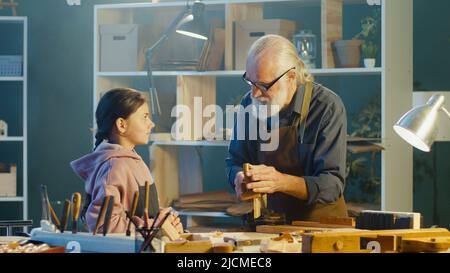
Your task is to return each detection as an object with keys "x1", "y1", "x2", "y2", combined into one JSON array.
[
  {"x1": 345, "y1": 95, "x2": 382, "y2": 204},
  {"x1": 353, "y1": 8, "x2": 381, "y2": 59},
  {"x1": 361, "y1": 42, "x2": 378, "y2": 59}
]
